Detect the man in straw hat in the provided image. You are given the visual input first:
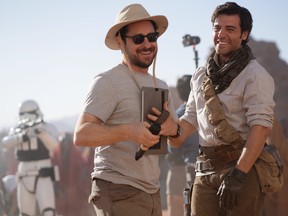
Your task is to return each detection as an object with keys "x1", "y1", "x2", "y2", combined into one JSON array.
[{"x1": 73, "y1": 3, "x2": 177, "y2": 216}]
